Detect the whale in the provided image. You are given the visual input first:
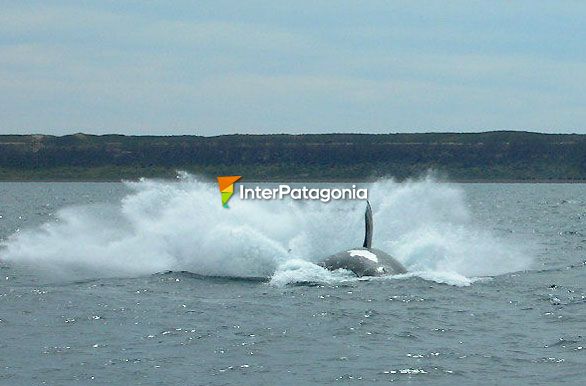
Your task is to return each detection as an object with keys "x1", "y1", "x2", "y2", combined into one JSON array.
[{"x1": 318, "y1": 201, "x2": 406, "y2": 277}]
